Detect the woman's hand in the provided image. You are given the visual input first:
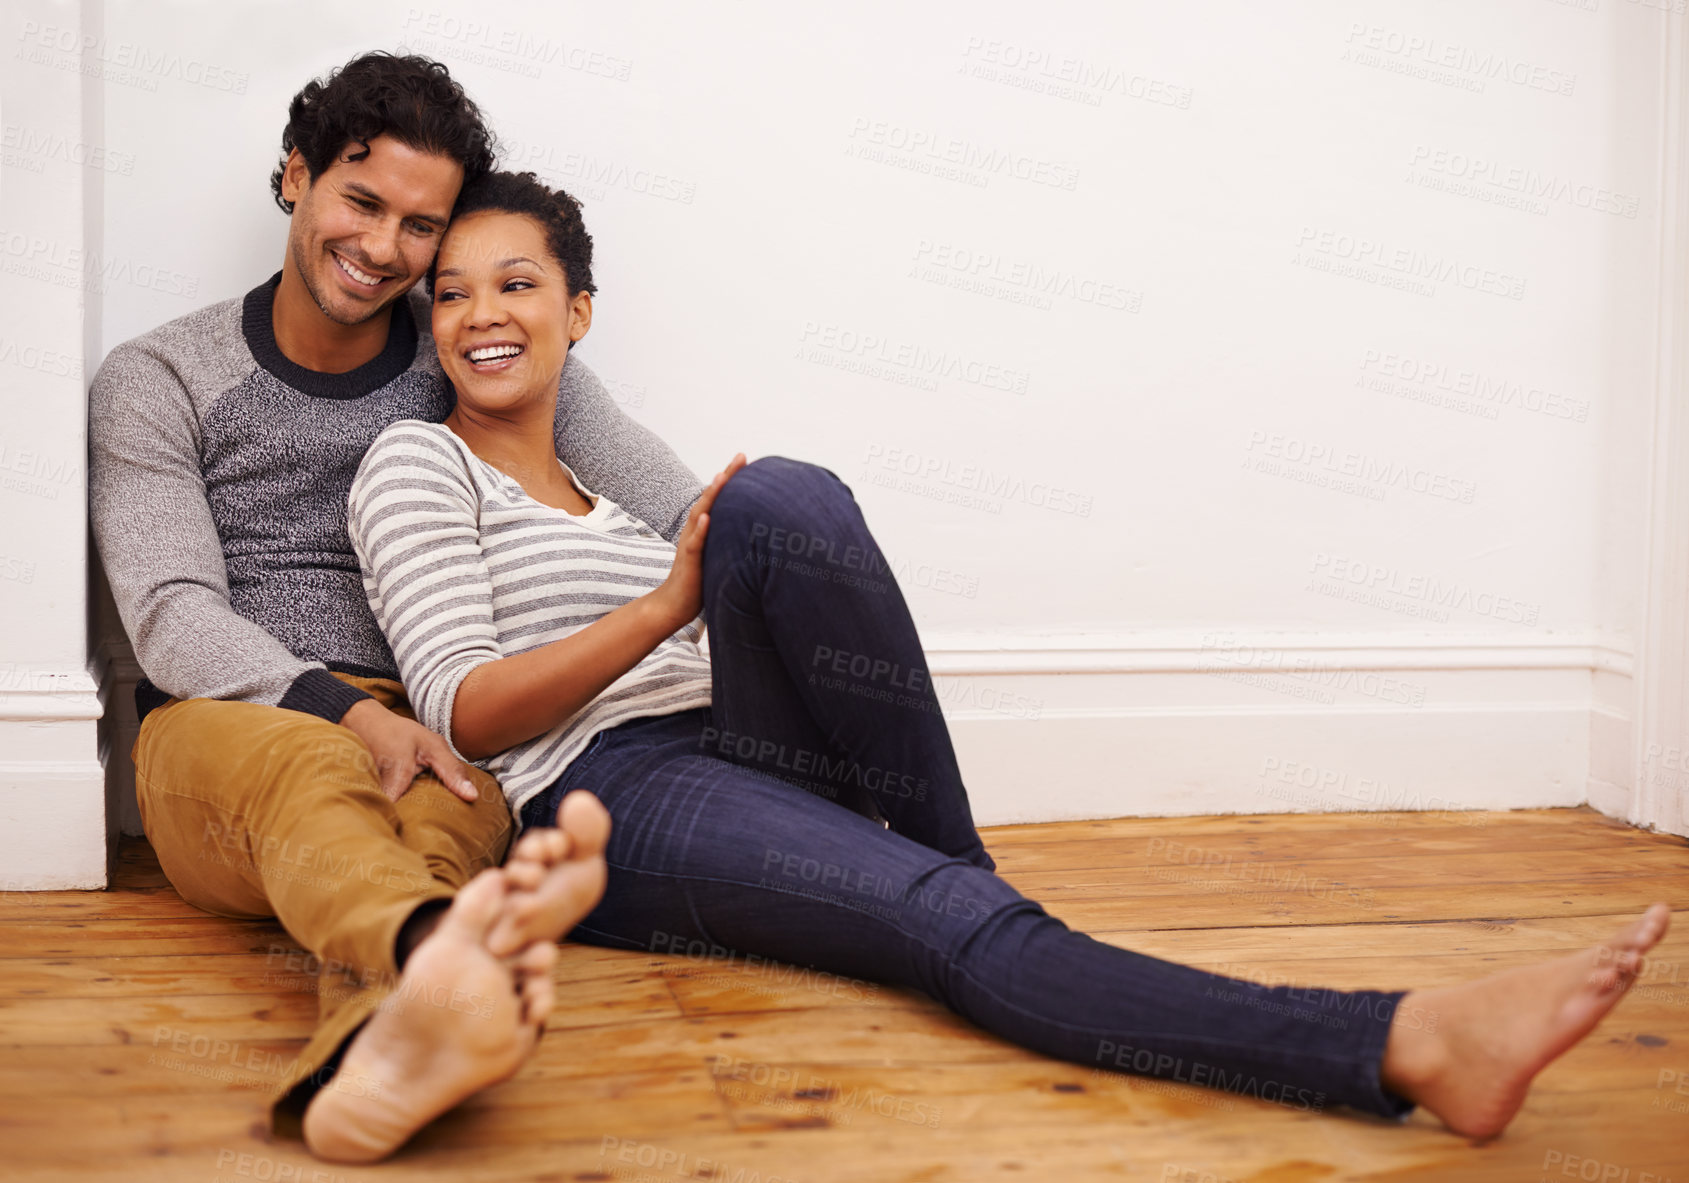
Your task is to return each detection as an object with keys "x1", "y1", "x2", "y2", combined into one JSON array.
[
  {"x1": 340, "y1": 697, "x2": 481, "y2": 803},
  {"x1": 651, "y1": 453, "x2": 747, "y2": 628}
]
